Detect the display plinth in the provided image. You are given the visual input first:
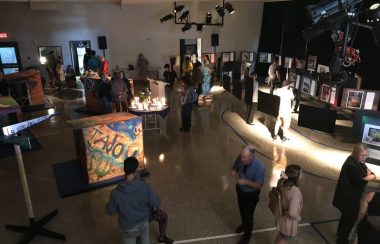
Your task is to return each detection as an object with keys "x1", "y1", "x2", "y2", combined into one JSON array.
[
  {"x1": 3, "y1": 69, "x2": 44, "y2": 106},
  {"x1": 67, "y1": 112, "x2": 144, "y2": 184}
]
